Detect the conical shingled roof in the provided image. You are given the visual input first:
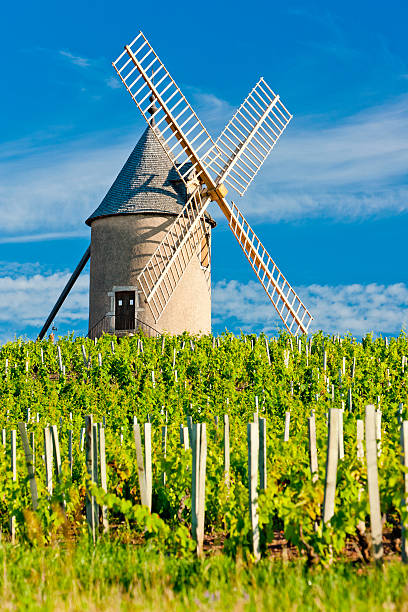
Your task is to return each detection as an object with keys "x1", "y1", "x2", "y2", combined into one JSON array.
[{"x1": 86, "y1": 126, "x2": 187, "y2": 226}]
